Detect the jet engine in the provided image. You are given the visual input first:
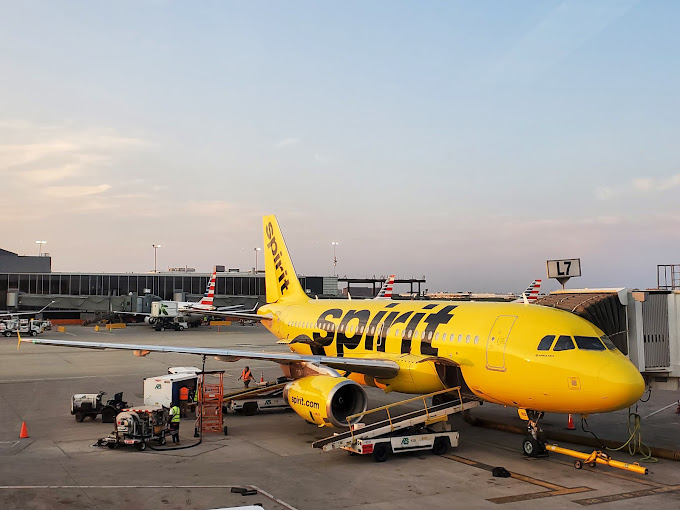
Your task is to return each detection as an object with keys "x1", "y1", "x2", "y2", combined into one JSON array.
[{"x1": 283, "y1": 375, "x2": 367, "y2": 427}]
